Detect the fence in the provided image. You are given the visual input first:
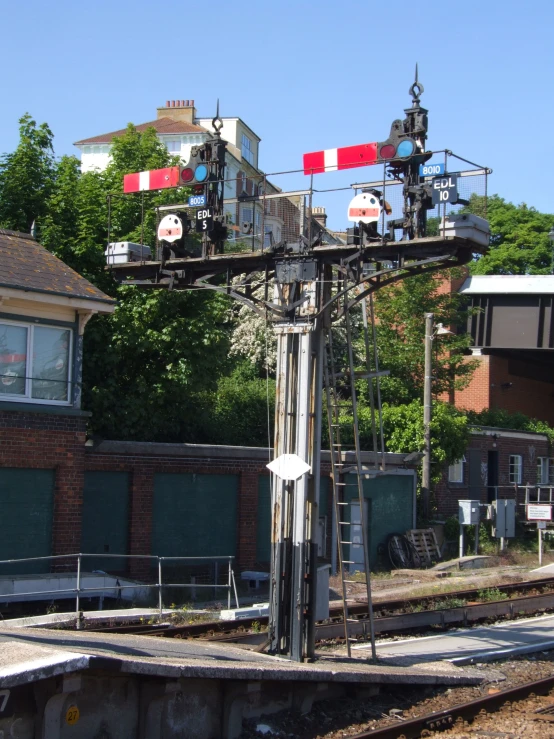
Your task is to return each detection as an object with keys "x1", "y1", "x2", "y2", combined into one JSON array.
[
  {"x1": 0, "y1": 553, "x2": 240, "y2": 618},
  {"x1": 108, "y1": 148, "x2": 490, "y2": 262}
]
